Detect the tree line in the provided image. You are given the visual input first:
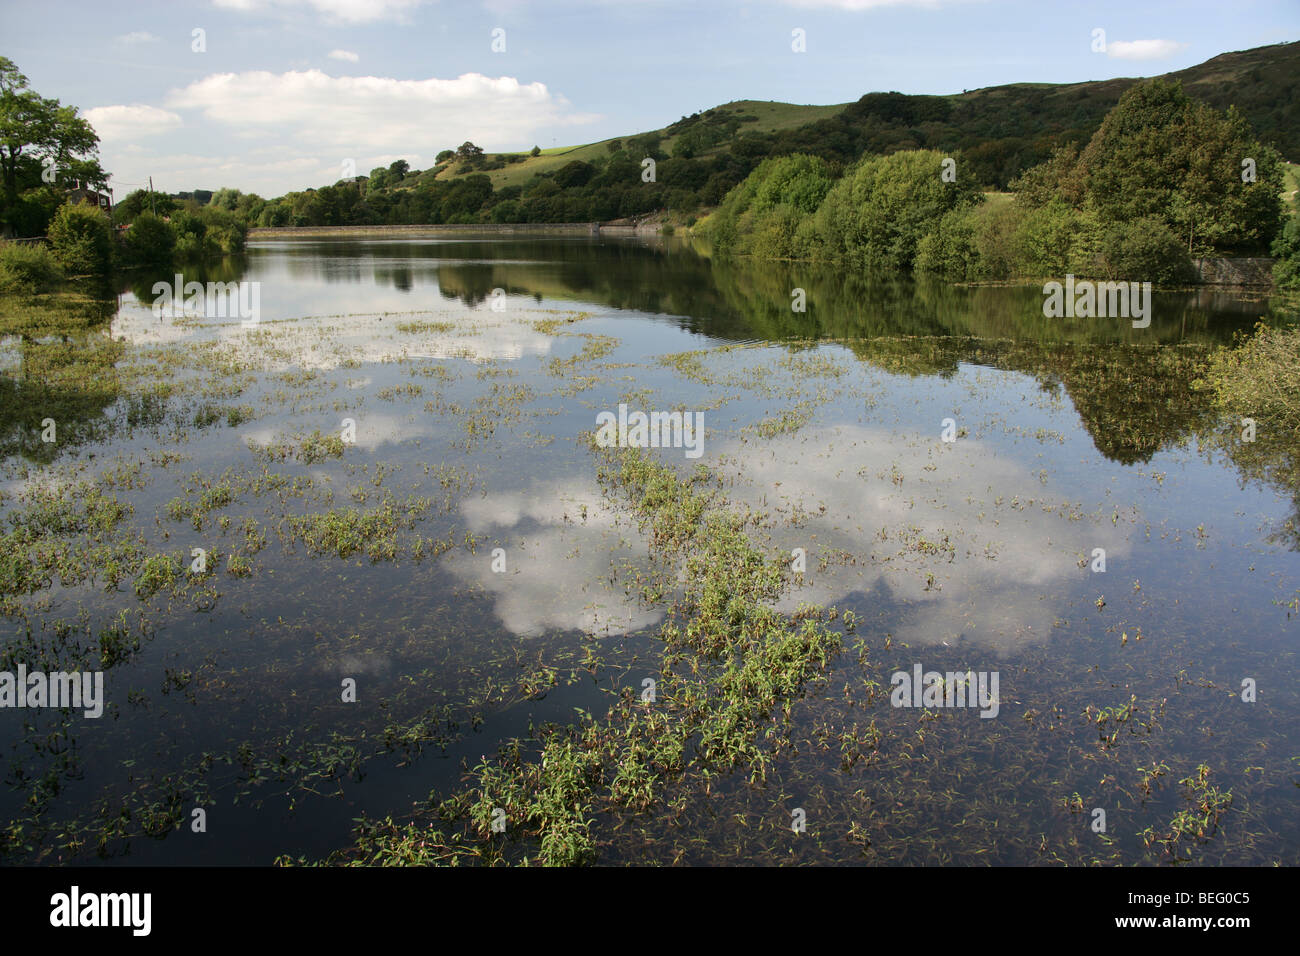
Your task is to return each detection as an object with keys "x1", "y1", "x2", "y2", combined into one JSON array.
[{"x1": 701, "y1": 81, "x2": 1299, "y2": 289}]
